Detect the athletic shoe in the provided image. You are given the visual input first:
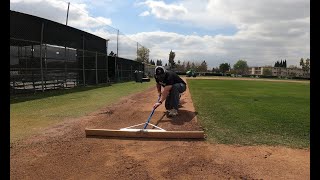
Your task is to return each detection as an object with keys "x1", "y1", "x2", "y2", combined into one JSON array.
[{"x1": 168, "y1": 109, "x2": 178, "y2": 116}]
